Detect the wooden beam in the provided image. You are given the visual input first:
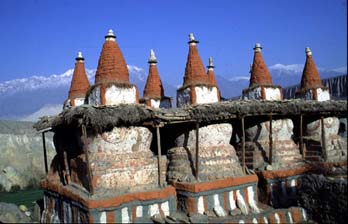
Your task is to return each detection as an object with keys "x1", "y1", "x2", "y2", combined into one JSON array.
[
  {"x1": 241, "y1": 116, "x2": 246, "y2": 175},
  {"x1": 195, "y1": 122, "x2": 200, "y2": 181},
  {"x1": 156, "y1": 126, "x2": 162, "y2": 188},
  {"x1": 269, "y1": 114, "x2": 273, "y2": 165},
  {"x1": 42, "y1": 132, "x2": 48, "y2": 174},
  {"x1": 321, "y1": 116, "x2": 326, "y2": 160},
  {"x1": 300, "y1": 114, "x2": 304, "y2": 159},
  {"x1": 81, "y1": 125, "x2": 94, "y2": 195}
]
